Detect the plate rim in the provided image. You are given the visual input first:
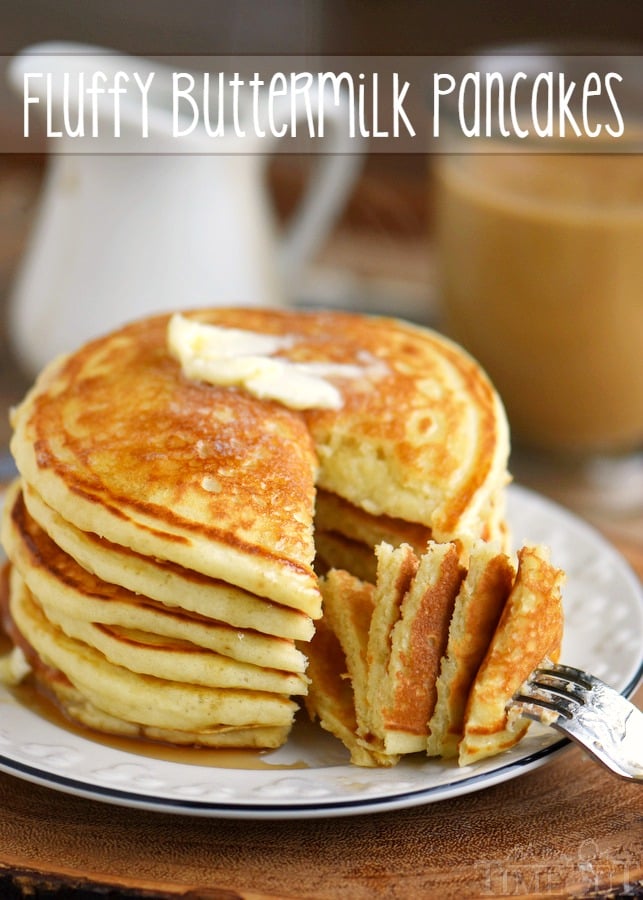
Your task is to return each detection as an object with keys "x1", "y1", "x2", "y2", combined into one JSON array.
[
  {"x1": 0, "y1": 482, "x2": 641, "y2": 820},
  {"x1": 0, "y1": 734, "x2": 574, "y2": 820}
]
